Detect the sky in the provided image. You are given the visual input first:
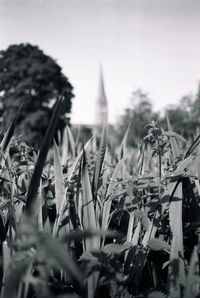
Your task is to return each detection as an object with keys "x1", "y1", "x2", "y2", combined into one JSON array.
[{"x1": 1, "y1": 0, "x2": 200, "y2": 124}]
